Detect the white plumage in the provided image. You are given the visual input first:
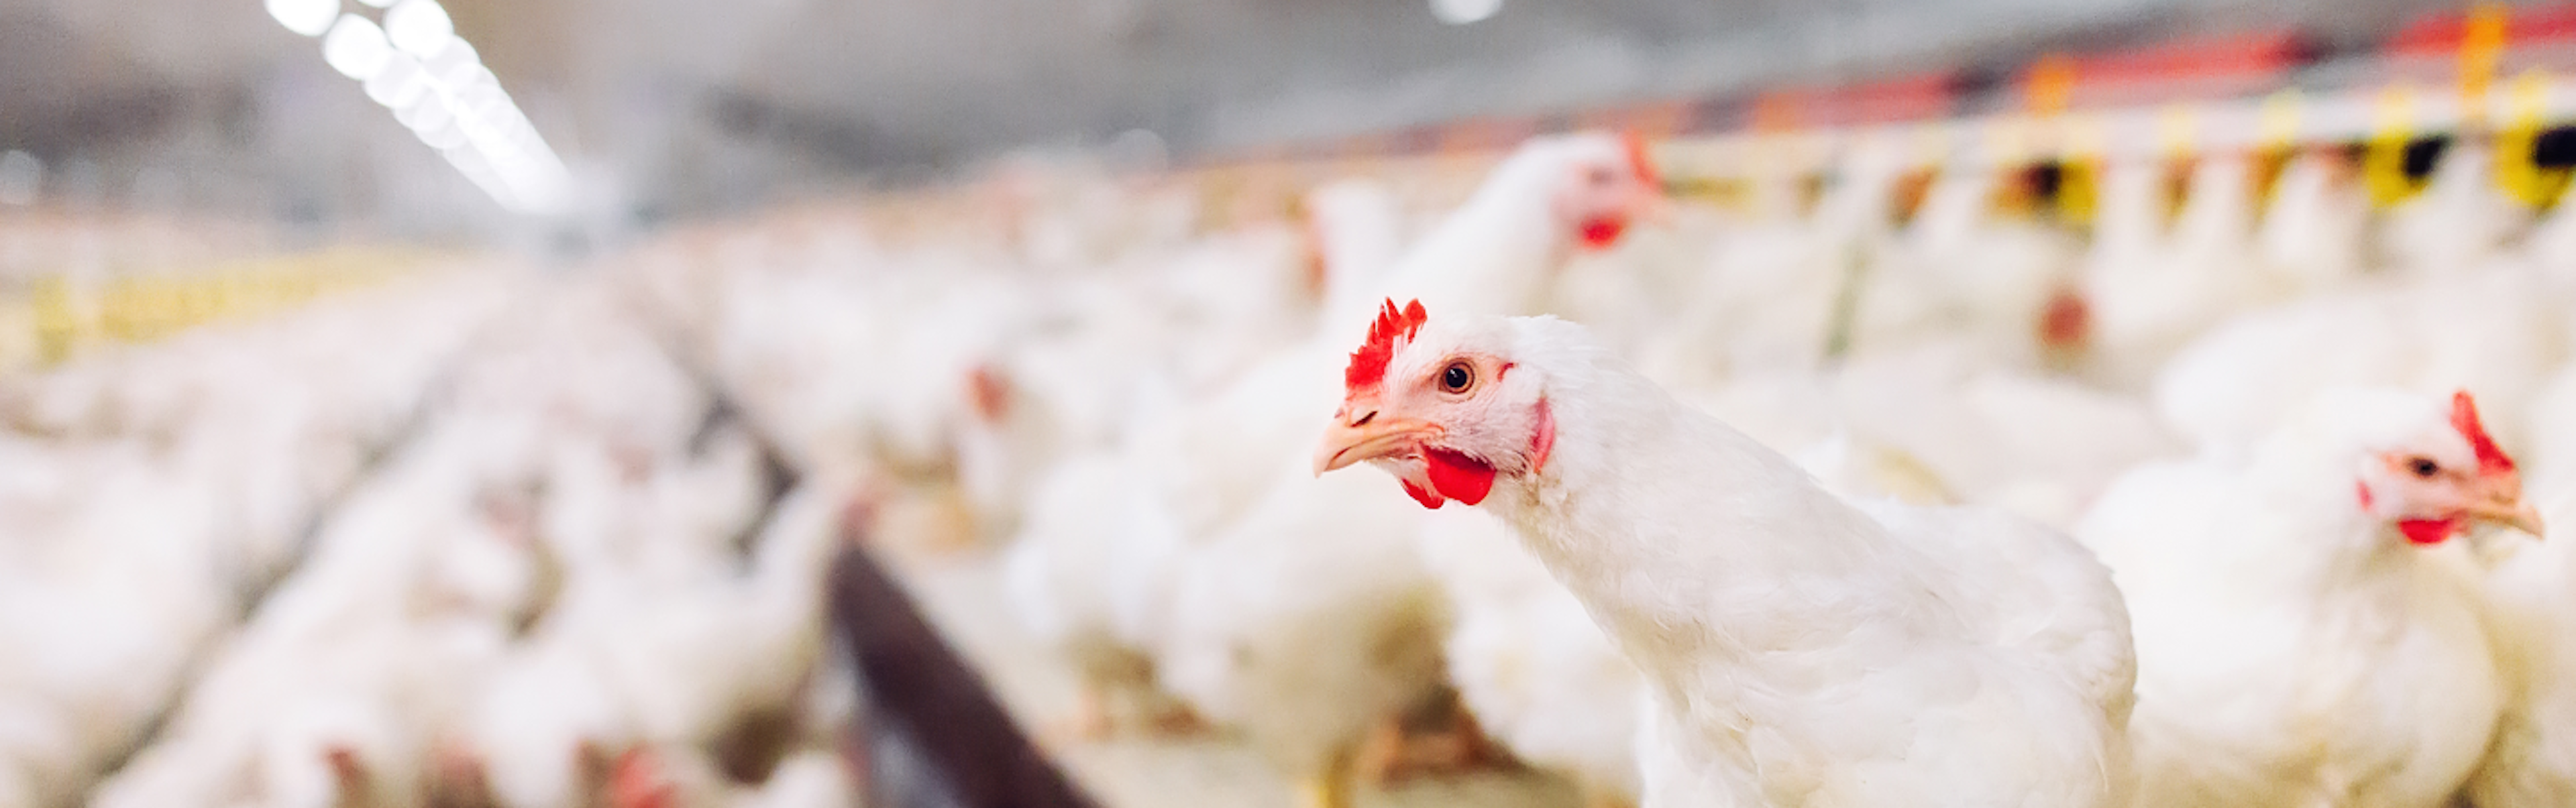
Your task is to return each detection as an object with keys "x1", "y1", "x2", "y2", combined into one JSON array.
[
  {"x1": 2080, "y1": 388, "x2": 2536, "y2": 807},
  {"x1": 1316, "y1": 309, "x2": 2135, "y2": 807}
]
